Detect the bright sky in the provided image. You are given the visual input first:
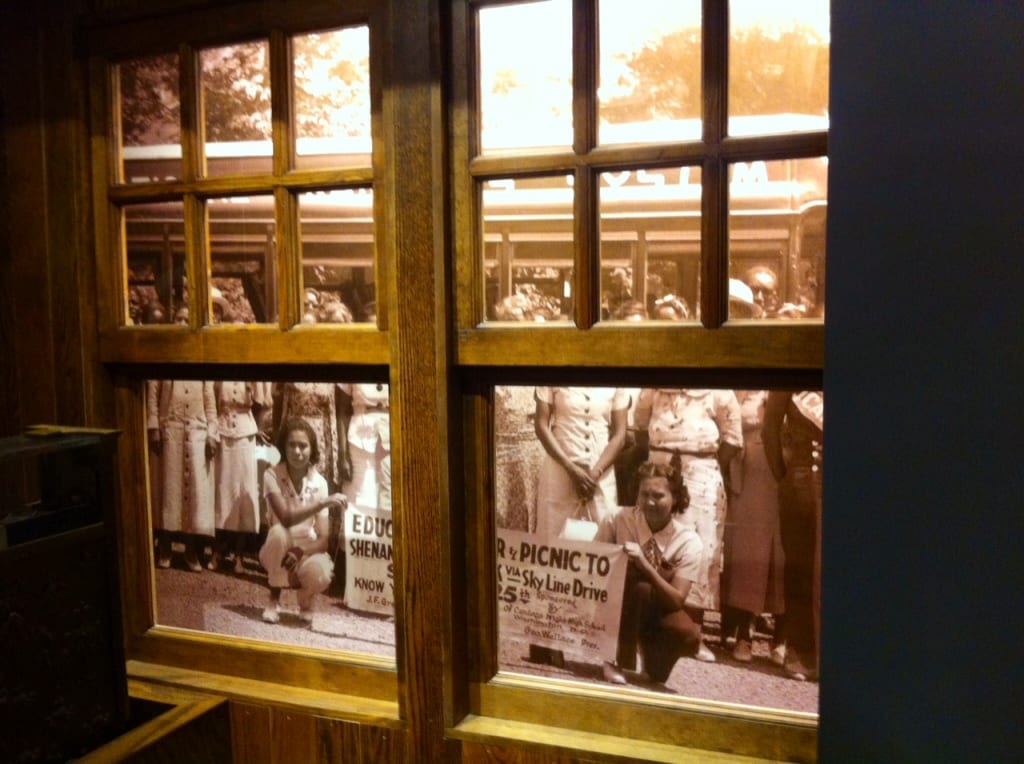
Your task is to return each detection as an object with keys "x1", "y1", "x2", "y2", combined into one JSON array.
[{"x1": 478, "y1": 0, "x2": 829, "y2": 148}]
